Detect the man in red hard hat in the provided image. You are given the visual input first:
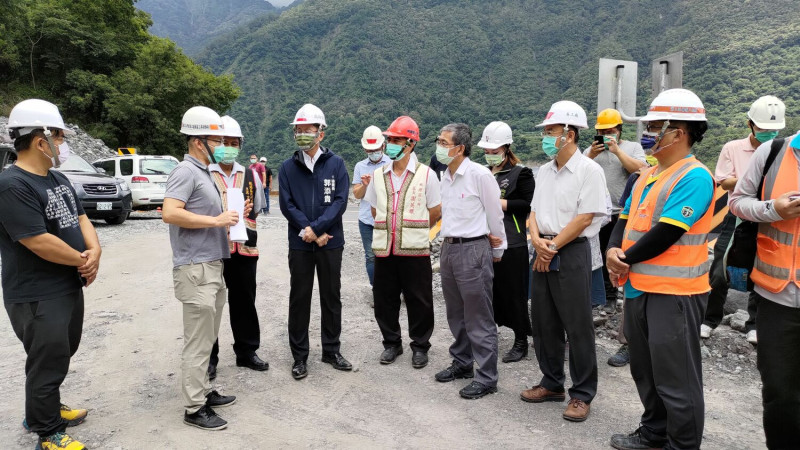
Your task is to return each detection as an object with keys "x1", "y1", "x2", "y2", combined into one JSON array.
[{"x1": 364, "y1": 116, "x2": 441, "y2": 369}]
